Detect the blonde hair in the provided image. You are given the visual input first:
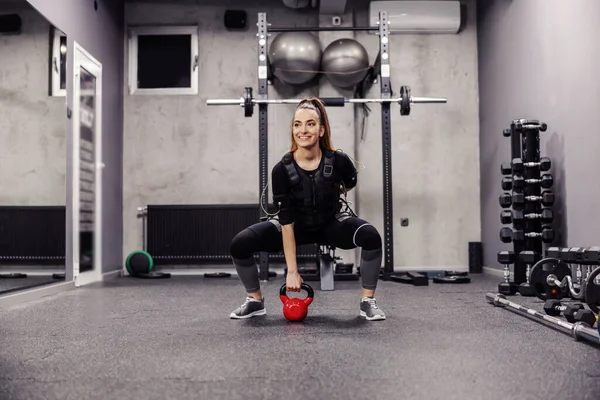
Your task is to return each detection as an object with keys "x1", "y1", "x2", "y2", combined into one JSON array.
[{"x1": 289, "y1": 97, "x2": 335, "y2": 152}]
